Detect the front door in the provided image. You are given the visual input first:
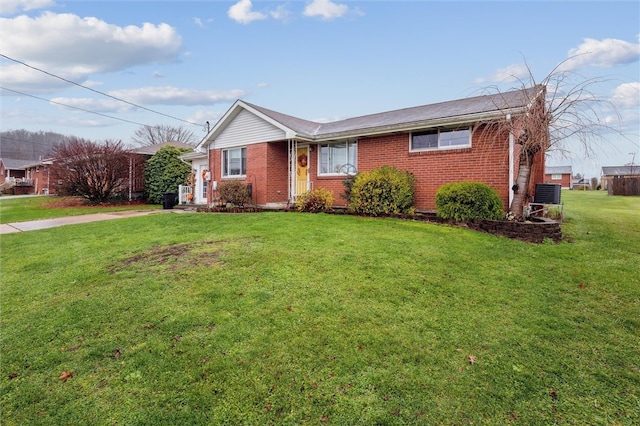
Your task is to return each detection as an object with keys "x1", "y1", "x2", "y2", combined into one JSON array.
[
  {"x1": 197, "y1": 164, "x2": 208, "y2": 204},
  {"x1": 295, "y1": 146, "x2": 310, "y2": 196}
]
